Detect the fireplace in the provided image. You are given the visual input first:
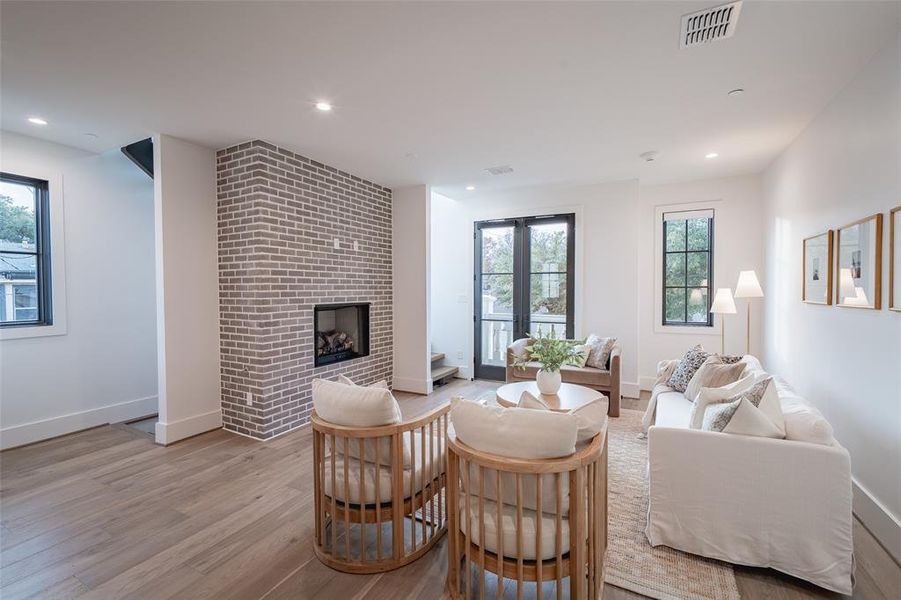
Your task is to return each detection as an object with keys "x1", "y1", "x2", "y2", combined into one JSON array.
[{"x1": 314, "y1": 303, "x2": 370, "y2": 367}]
